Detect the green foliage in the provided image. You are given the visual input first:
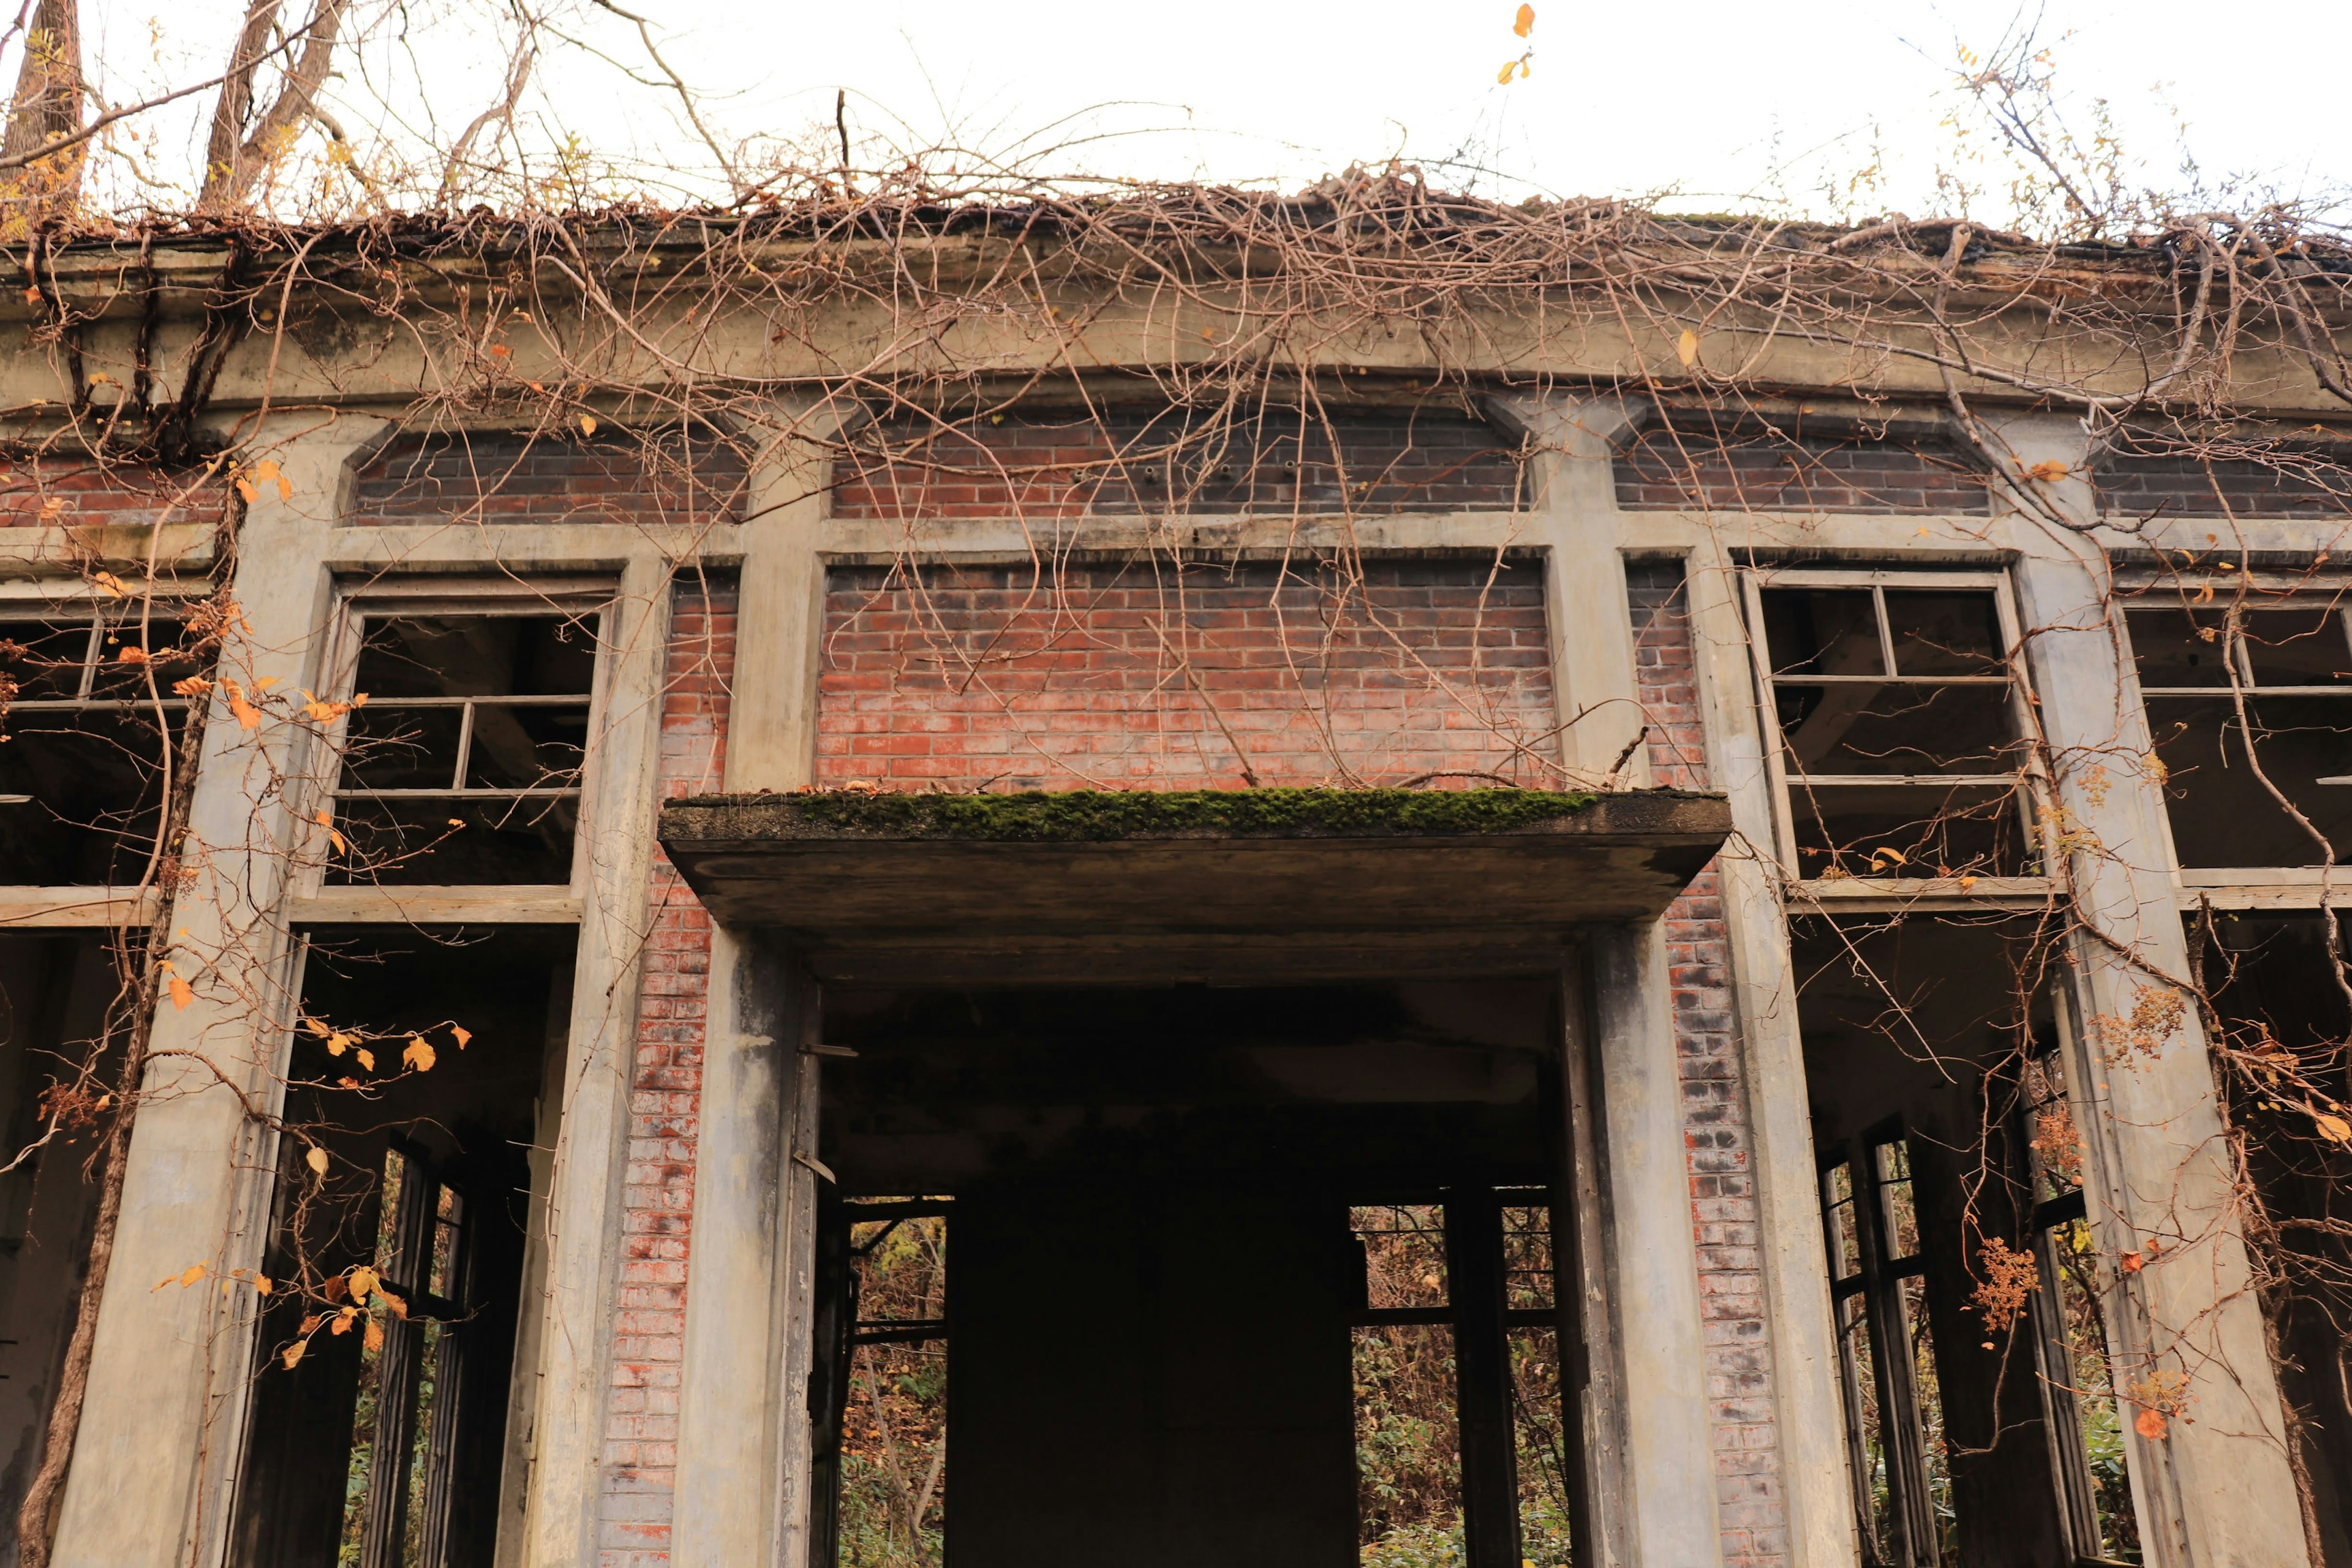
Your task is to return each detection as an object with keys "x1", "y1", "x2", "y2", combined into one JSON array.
[{"x1": 782, "y1": 787, "x2": 1600, "y2": 842}]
